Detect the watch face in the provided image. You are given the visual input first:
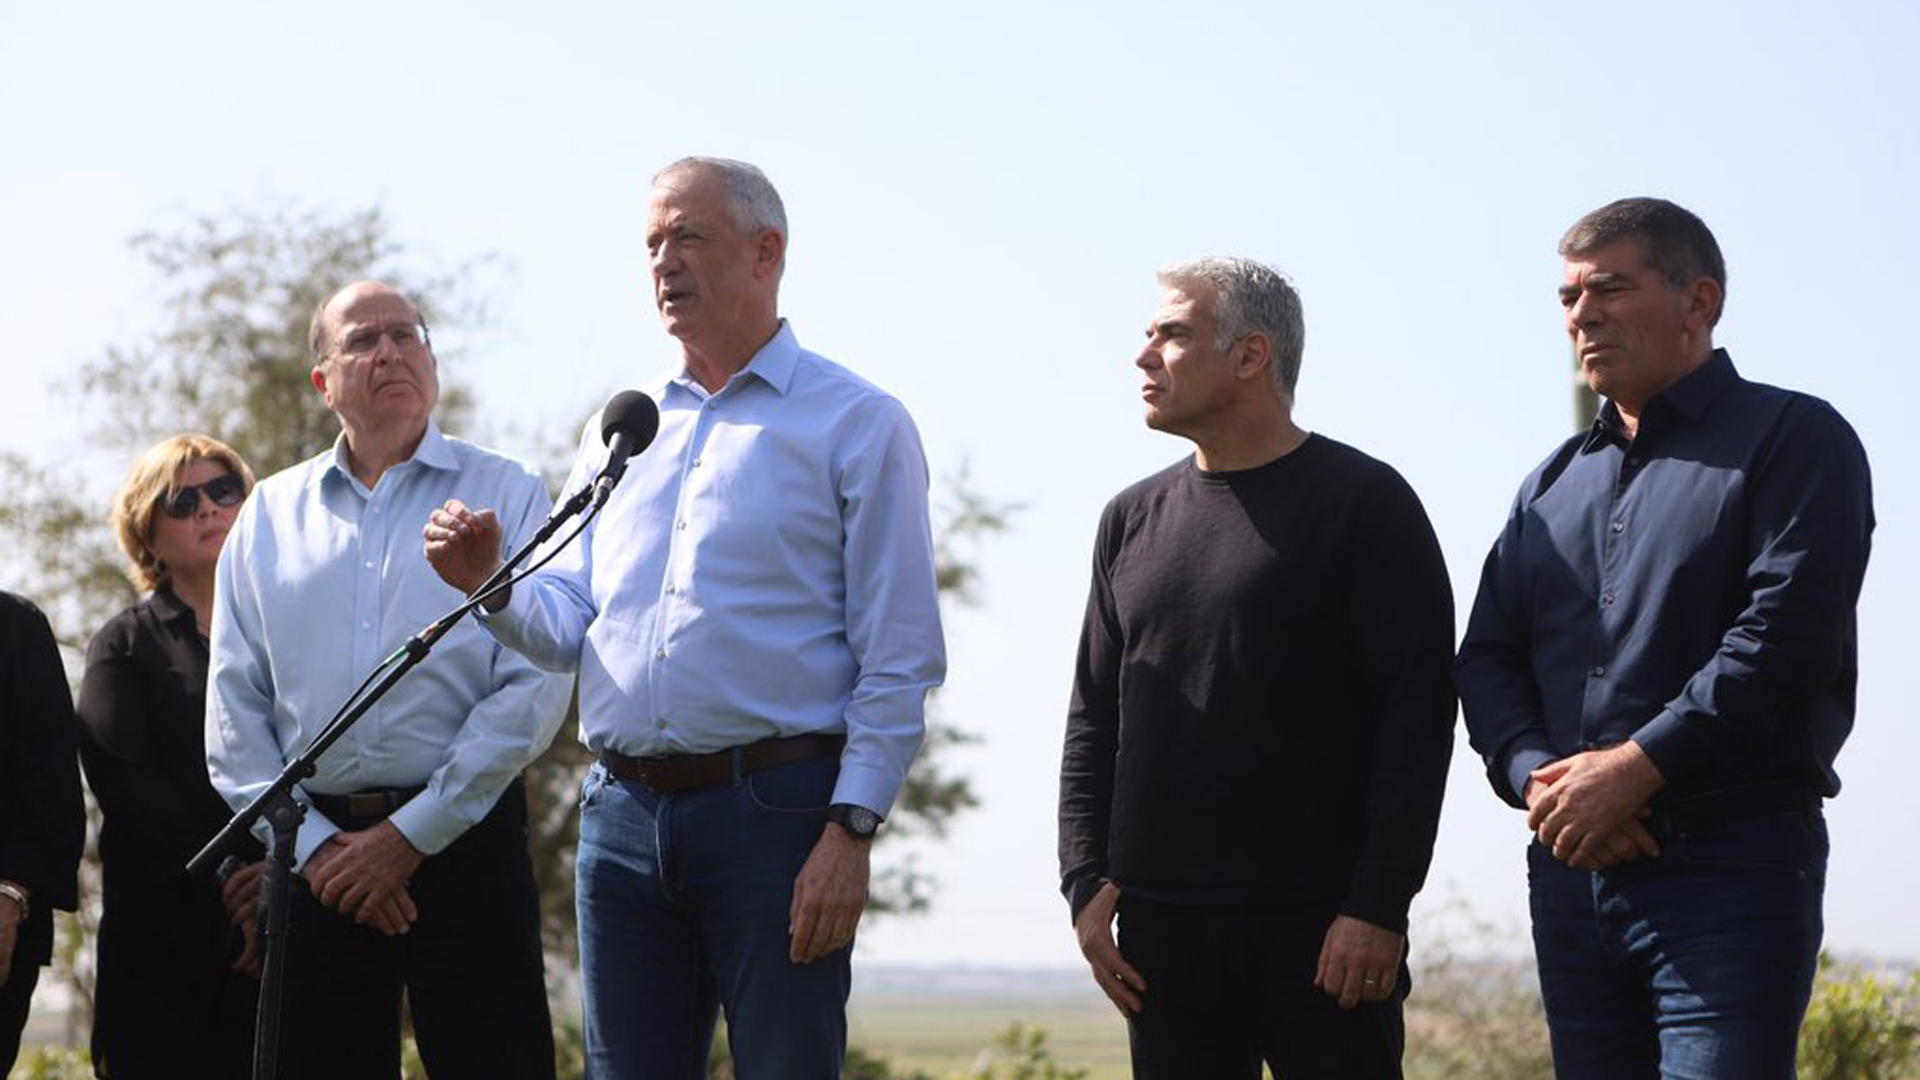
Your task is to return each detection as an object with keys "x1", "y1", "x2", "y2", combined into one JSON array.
[{"x1": 833, "y1": 804, "x2": 881, "y2": 838}]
